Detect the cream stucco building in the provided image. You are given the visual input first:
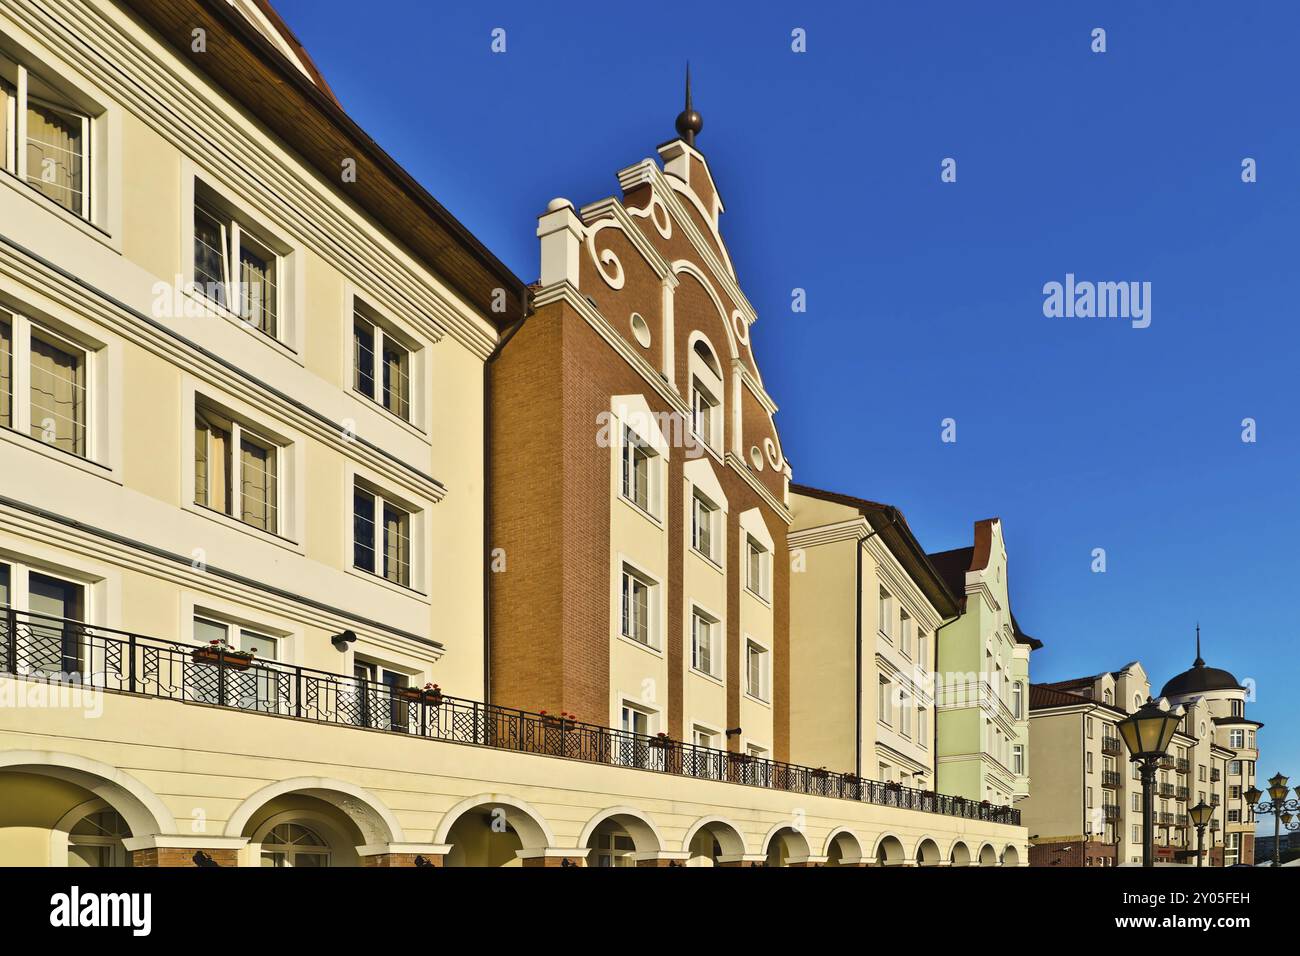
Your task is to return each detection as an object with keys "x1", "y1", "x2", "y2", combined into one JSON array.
[{"x1": 0, "y1": 0, "x2": 1026, "y2": 867}]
